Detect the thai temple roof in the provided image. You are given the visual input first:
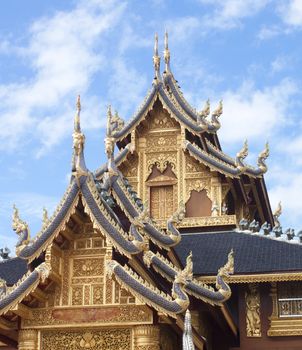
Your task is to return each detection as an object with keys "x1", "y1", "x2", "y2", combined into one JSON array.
[
  {"x1": 0, "y1": 32, "x2": 300, "y2": 349},
  {"x1": 0, "y1": 87, "x2": 234, "y2": 326}
]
